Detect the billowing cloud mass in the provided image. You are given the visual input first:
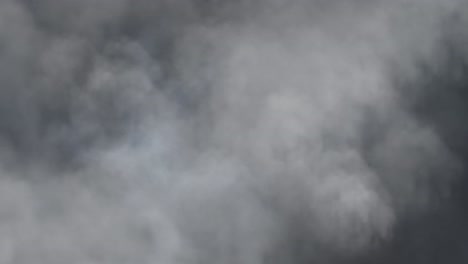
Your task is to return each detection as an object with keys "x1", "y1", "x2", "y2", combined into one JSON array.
[{"x1": 0, "y1": 0, "x2": 467, "y2": 263}]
